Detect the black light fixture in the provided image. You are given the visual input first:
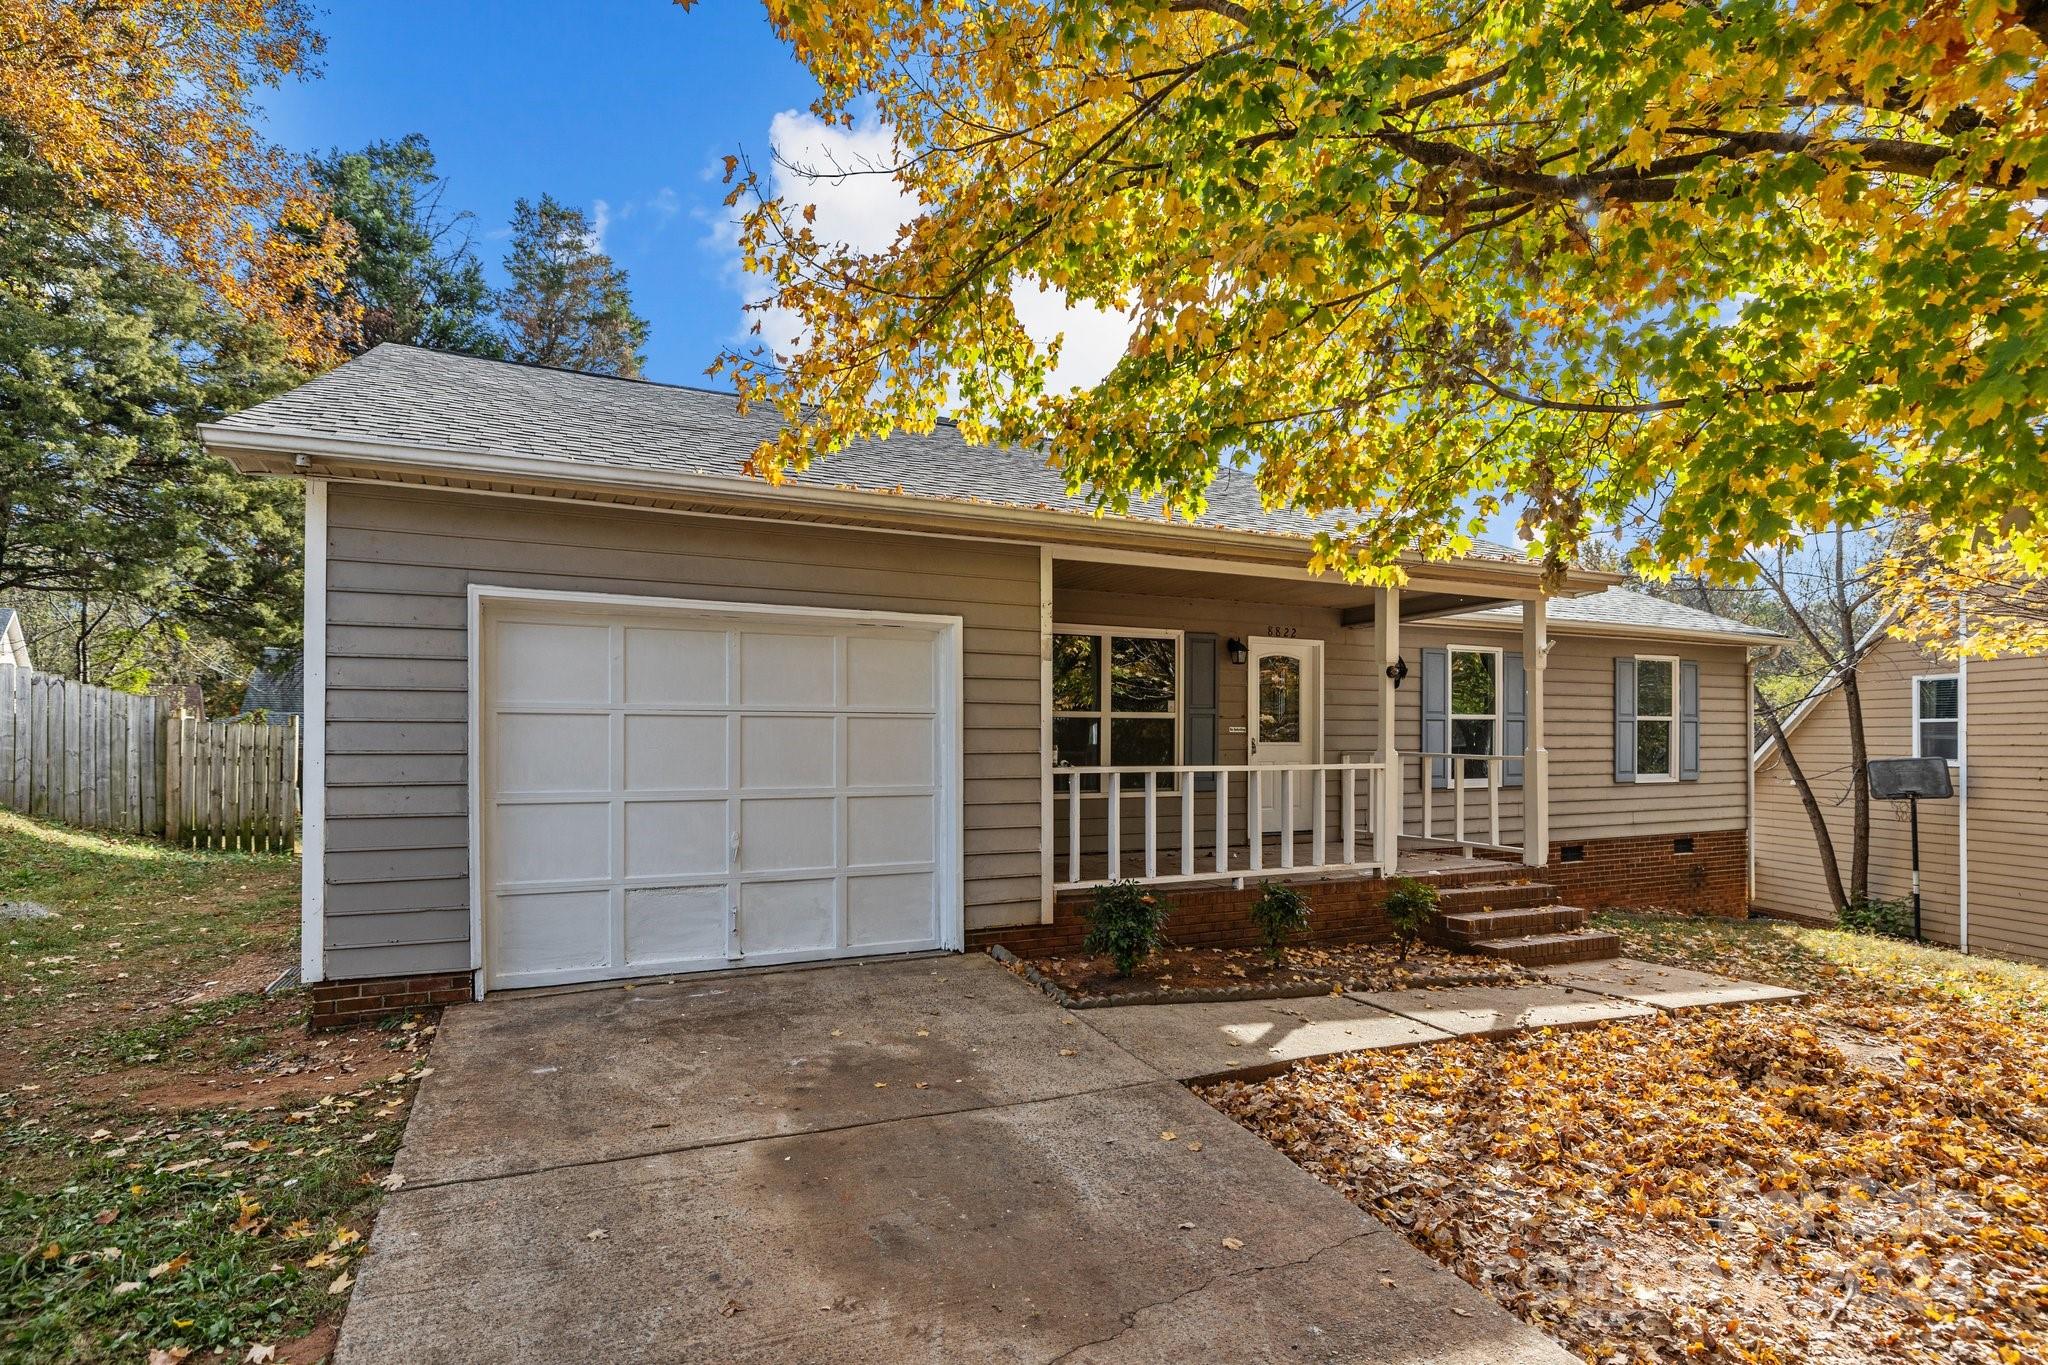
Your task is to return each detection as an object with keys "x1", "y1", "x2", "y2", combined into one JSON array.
[
  {"x1": 1226, "y1": 637, "x2": 1248, "y2": 665},
  {"x1": 1385, "y1": 656, "x2": 1410, "y2": 688}
]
